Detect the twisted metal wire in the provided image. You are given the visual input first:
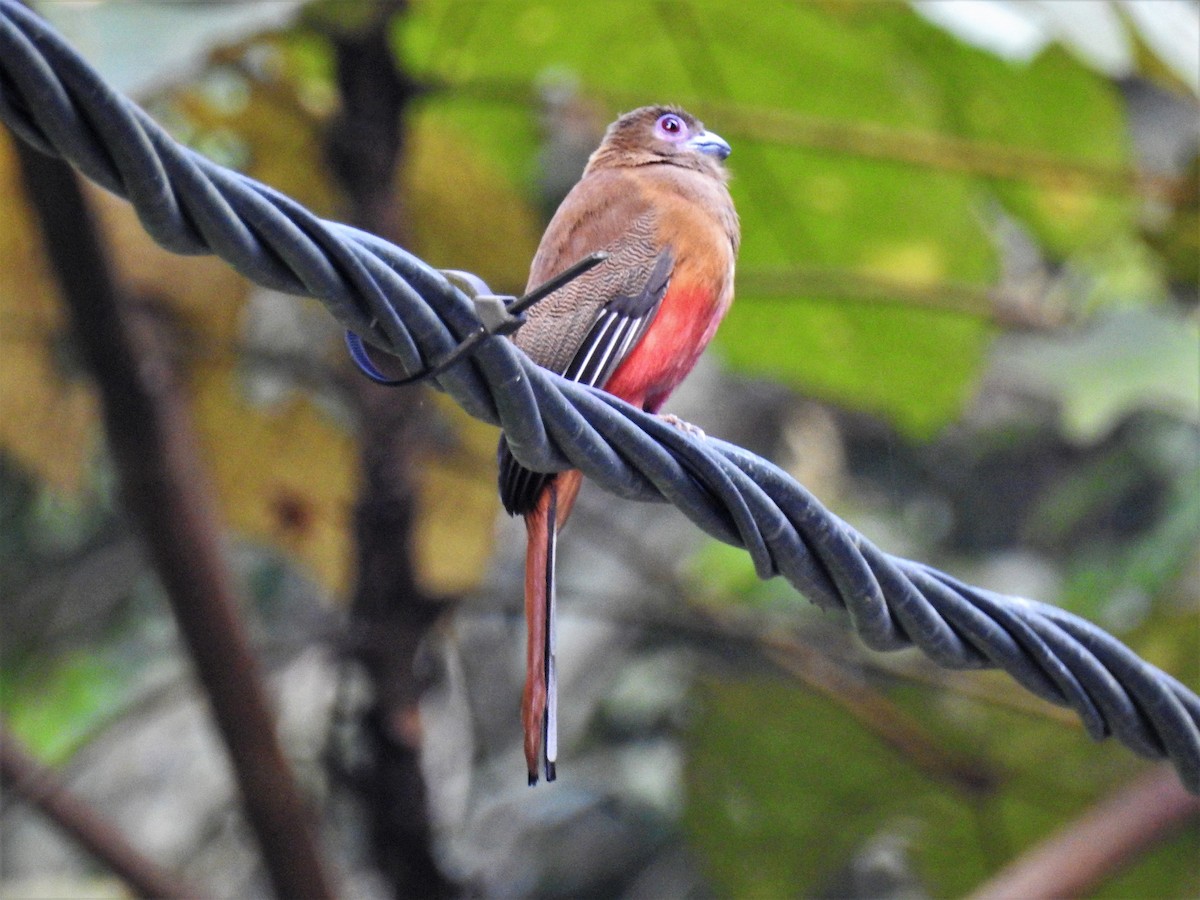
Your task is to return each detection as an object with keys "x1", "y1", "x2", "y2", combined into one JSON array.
[{"x1": 2, "y1": 0, "x2": 1197, "y2": 791}]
